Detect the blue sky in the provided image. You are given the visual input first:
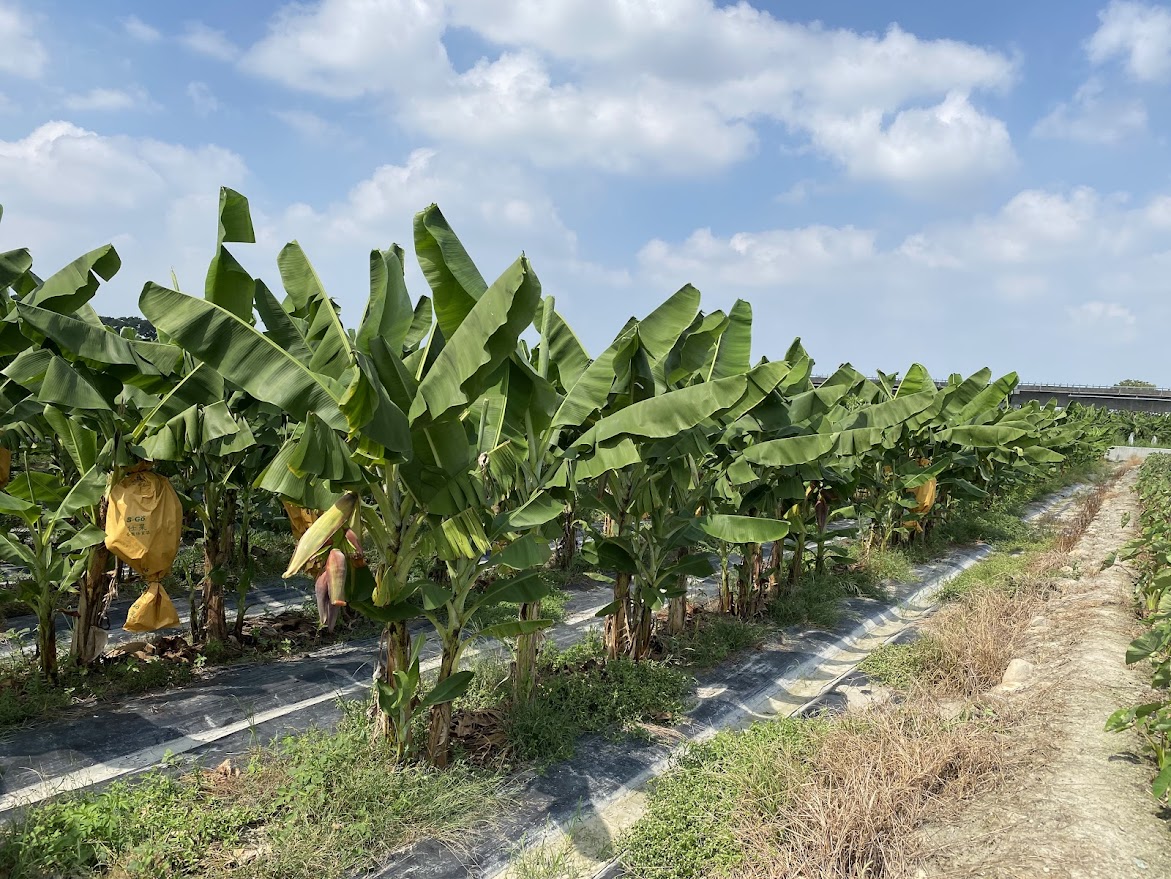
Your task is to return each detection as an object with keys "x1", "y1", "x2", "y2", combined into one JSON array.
[{"x1": 2, "y1": 1, "x2": 1171, "y2": 384}]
